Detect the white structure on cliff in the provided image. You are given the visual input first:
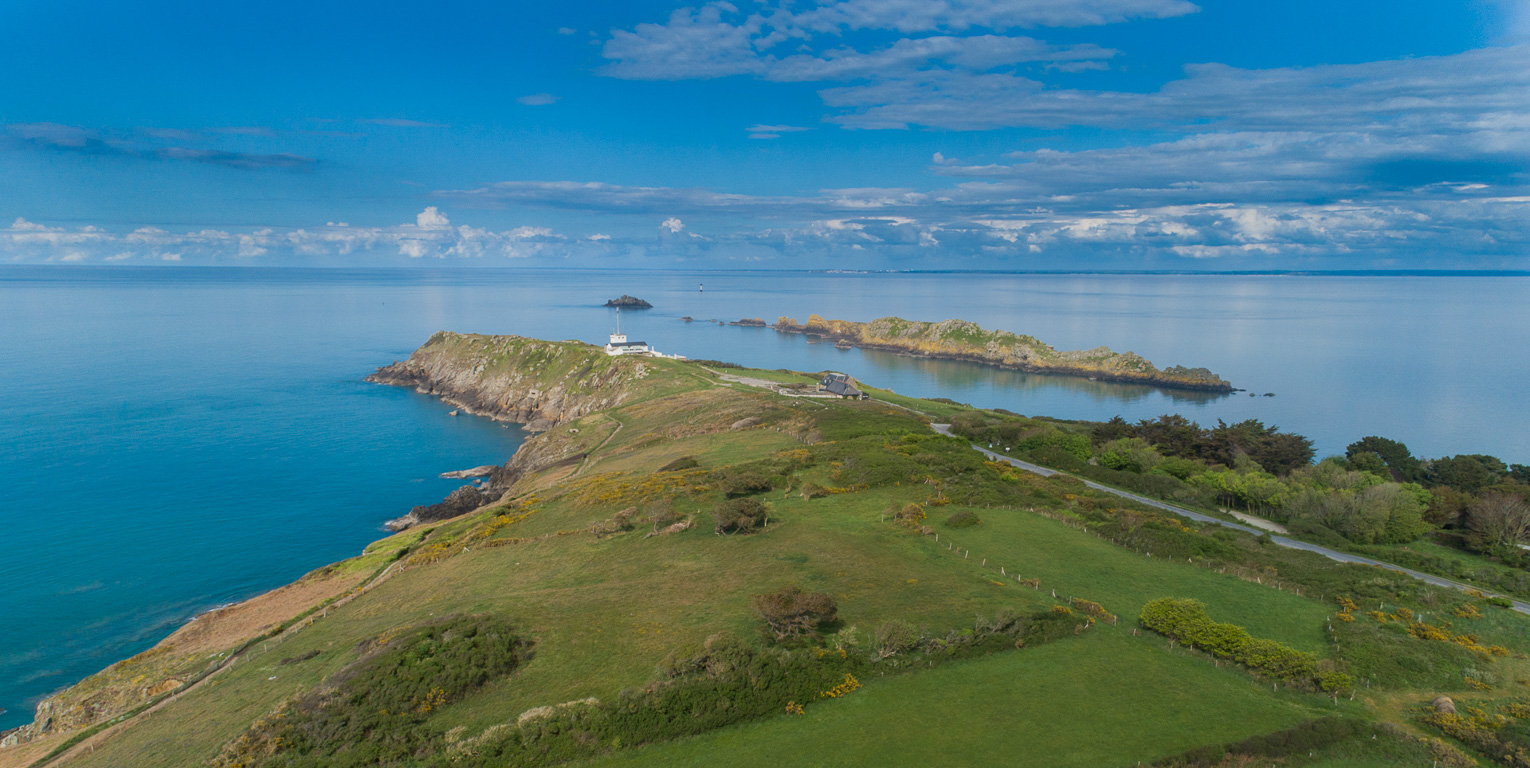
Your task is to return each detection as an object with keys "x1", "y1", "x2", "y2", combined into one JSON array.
[{"x1": 604, "y1": 310, "x2": 684, "y2": 359}]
